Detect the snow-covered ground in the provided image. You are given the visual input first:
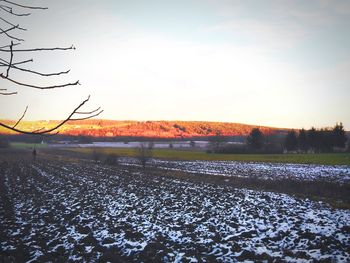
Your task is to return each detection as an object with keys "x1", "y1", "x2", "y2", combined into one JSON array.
[
  {"x1": 1, "y1": 160, "x2": 349, "y2": 262},
  {"x1": 117, "y1": 158, "x2": 350, "y2": 184}
]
